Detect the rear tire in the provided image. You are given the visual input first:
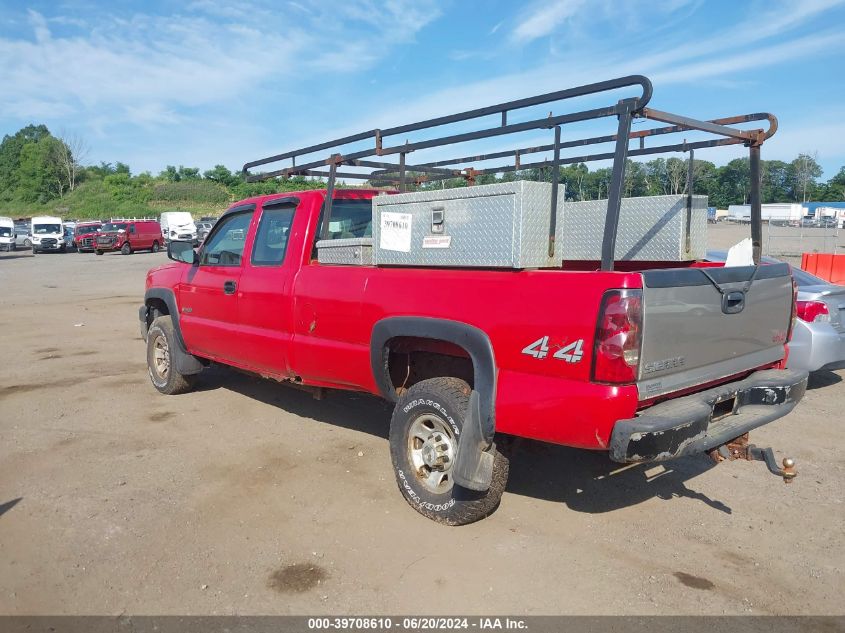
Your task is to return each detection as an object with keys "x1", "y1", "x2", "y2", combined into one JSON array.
[
  {"x1": 146, "y1": 316, "x2": 197, "y2": 395},
  {"x1": 151, "y1": 240, "x2": 160, "y2": 253},
  {"x1": 121, "y1": 242, "x2": 132, "y2": 255},
  {"x1": 23, "y1": 238, "x2": 31, "y2": 247},
  {"x1": 95, "y1": 250, "x2": 103, "y2": 255},
  {"x1": 389, "y1": 377, "x2": 509, "y2": 526}
]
